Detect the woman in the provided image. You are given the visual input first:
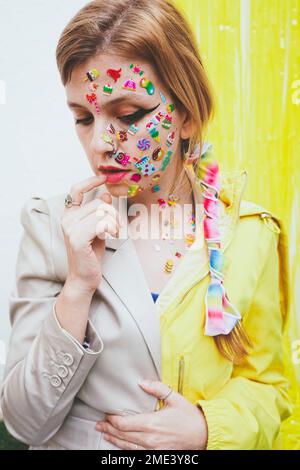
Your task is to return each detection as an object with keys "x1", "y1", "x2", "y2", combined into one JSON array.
[{"x1": 1, "y1": 0, "x2": 292, "y2": 450}]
